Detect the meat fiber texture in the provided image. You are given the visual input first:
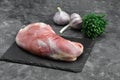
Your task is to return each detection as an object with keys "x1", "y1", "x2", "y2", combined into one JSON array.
[{"x1": 15, "y1": 22, "x2": 84, "y2": 61}]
